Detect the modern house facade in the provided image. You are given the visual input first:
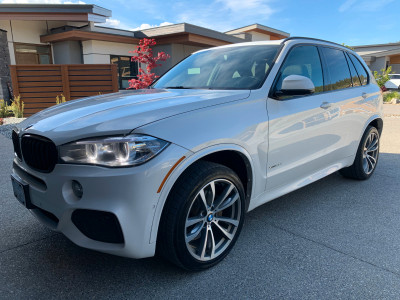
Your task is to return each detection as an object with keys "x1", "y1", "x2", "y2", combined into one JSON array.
[
  {"x1": 0, "y1": 3, "x2": 290, "y2": 102},
  {"x1": 353, "y1": 42, "x2": 400, "y2": 74}
]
